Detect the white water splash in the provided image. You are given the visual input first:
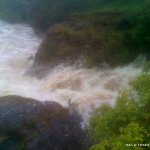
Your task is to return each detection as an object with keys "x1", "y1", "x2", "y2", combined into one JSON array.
[{"x1": 0, "y1": 20, "x2": 142, "y2": 120}]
